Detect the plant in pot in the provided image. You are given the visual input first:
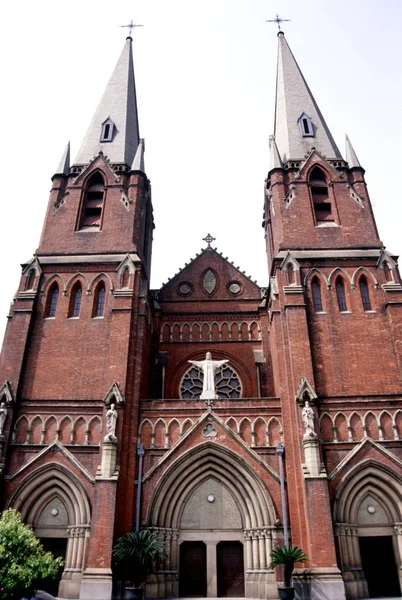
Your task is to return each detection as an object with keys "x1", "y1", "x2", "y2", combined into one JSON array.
[
  {"x1": 113, "y1": 529, "x2": 167, "y2": 600},
  {"x1": 269, "y1": 544, "x2": 308, "y2": 600}
]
